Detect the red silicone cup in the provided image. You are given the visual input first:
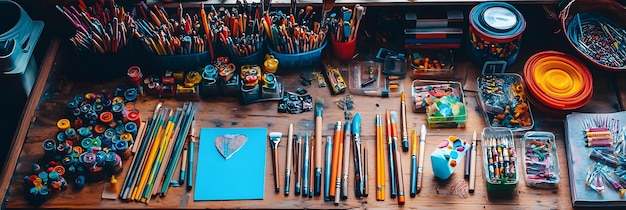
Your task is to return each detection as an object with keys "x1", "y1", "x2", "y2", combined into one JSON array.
[{"x1": 331, "y1": 36, "x2": 357, "y2": 60}]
